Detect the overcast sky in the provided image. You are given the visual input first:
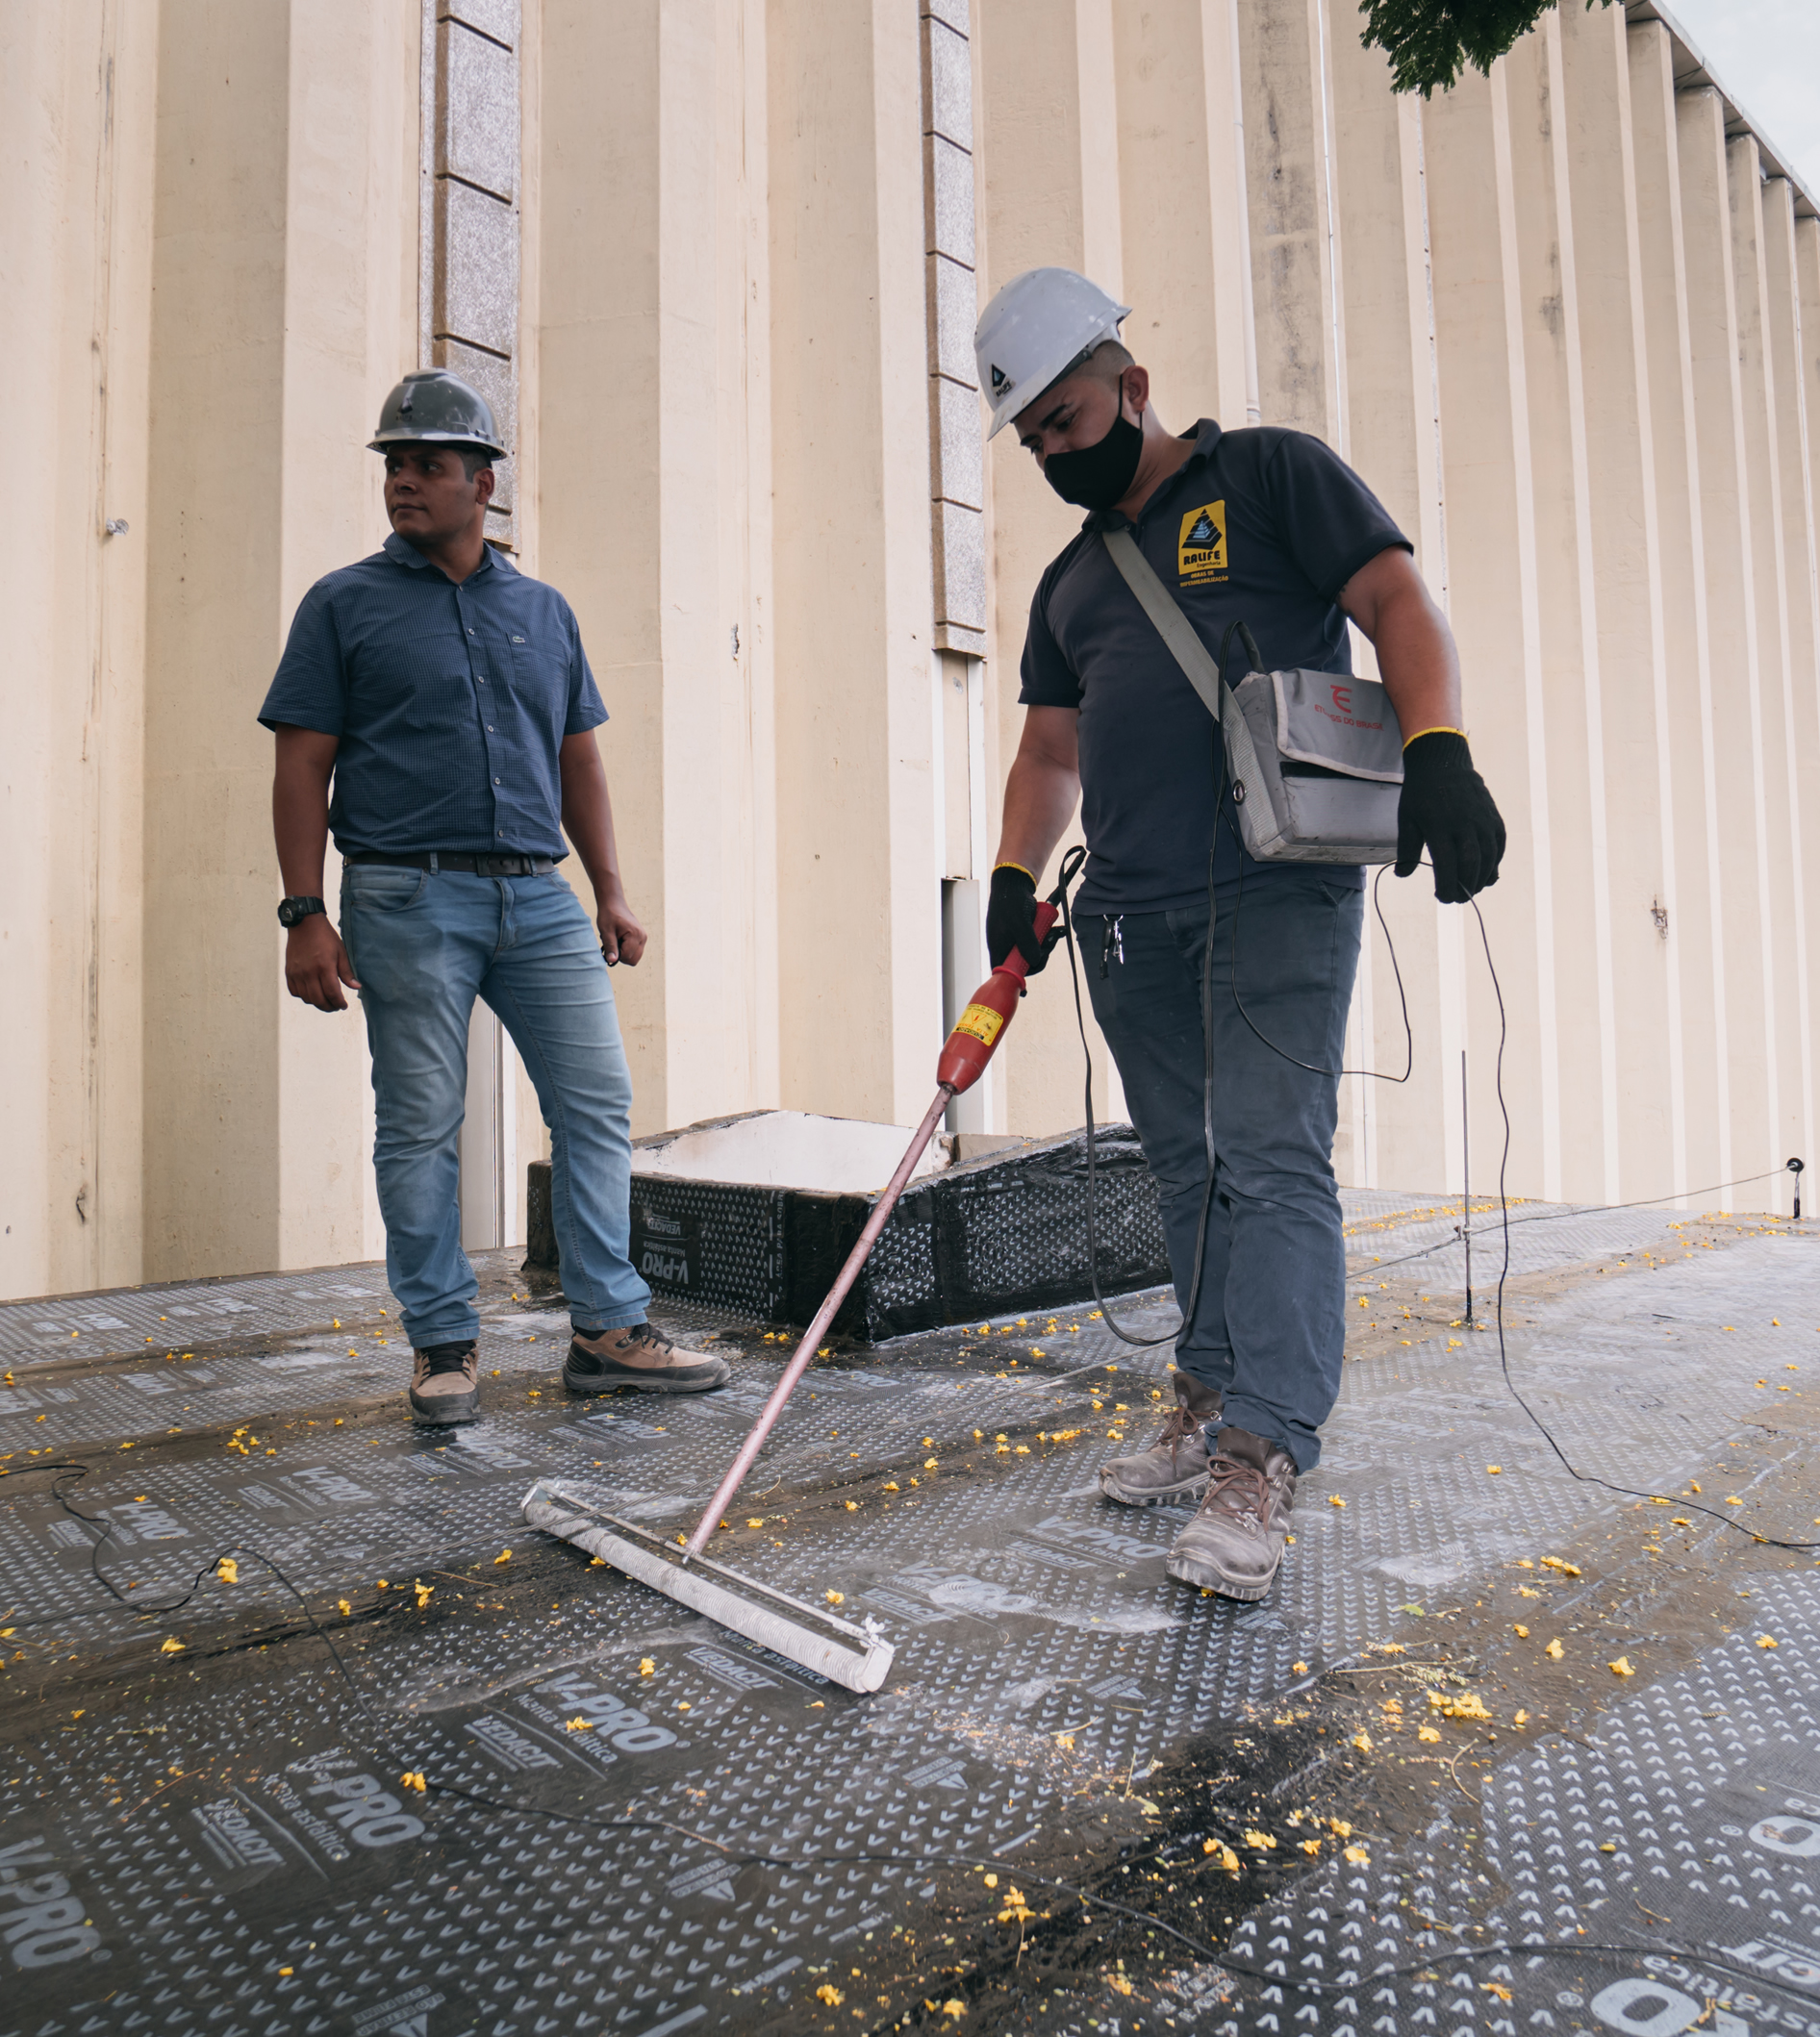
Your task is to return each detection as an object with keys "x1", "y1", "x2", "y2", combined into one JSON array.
[{"x1": 1664, "y1": 0, "x2": 1820, "y2": 195}]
